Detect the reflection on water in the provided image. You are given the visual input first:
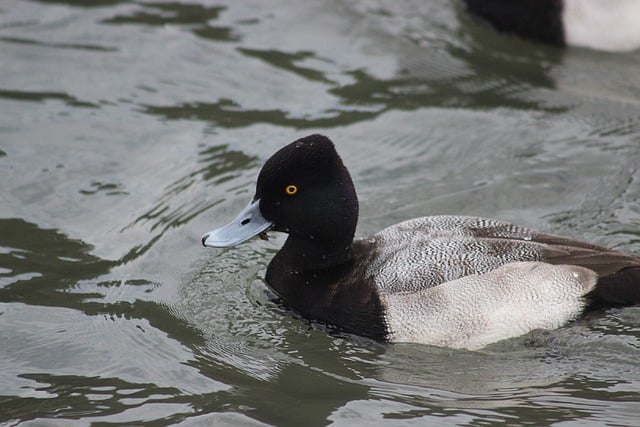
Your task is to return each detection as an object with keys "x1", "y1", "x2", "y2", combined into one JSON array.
[
  {"x1": 0, "y1": 89, "x2": 99, "y2": 108},
  {"x1": 0, "y1": 218, "x2": 205, "y2": 345},
  {"x1": 144, "y1": 98, "x2": 382, "y2": 129},
  {"x1": 103, "y1": 2, "x2": 240, "y2": 42},
  {"x1": 239, "y1": 49, "x2": 334, "y2": 84},
  {"x1": 33, "y1": 0, "x2": 128, "y2": 6},
  {"x1": 118, "y1": 144, "x2": 256, "y2": 263},
  {"x1": 1, "y1": 0, "x2": 640, "y2": 425},
  {"x1": 0, "y1": 218, "x2": 113, "y2": 304},
  {"x1": 0, "y1": 35, "x2": 116, "y2": 52}
]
